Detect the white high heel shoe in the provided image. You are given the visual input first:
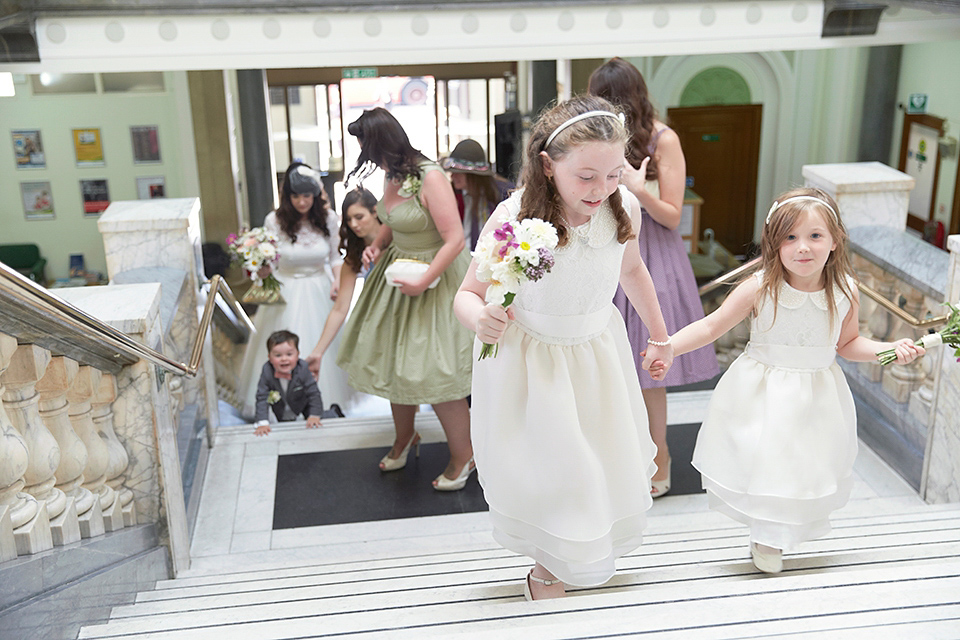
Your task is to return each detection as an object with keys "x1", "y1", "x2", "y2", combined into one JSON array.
[
  {"x1": 651, "y1": 457, "x2": 671, "y2": 498},
  {"x1": 432, "y1": 457, "x2": 475, "y2": 491},
  {"x1": 379, "y1": 432, "x2": 420, "y2": 472}
]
